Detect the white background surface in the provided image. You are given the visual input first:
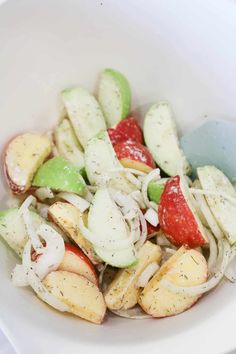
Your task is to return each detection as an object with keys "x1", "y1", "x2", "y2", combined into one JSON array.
[
  {"x1": 1, "y1": 0, "x2": 236, "y2": 353},
  {"x1": 0, "y1": 331, "x2": 15, "y2": 354}
]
